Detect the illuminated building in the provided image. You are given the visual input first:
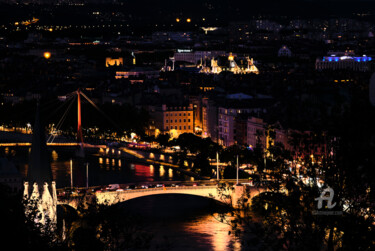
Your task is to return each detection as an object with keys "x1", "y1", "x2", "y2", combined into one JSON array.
[
  {"x1": 154, "y1": 104, "x2": 194, "y2": 138},
  {"x1": 106, "y1": 57, "x2": 123, "y2": 67},
  {"x1": 199, "y1": 53, "x2": 259, "y2": 75},
  {"x1": 115, "y1": 67, "x2": 160, "y2": 79},
  {"x1": 173, "y1": 50, "x2": 225, "y2": 64},
  {"x1": 218, "y1": 105, "x2": 253, "y2": 146},
  {"x1": 246, "y1": 117, "x2": 266, "y2": 148},
  {"x1": 316, "y1": 52, "x2": 372, "y2": 71}
]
